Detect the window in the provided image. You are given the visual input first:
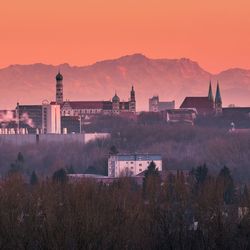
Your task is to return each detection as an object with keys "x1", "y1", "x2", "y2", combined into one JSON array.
[
  {"x1": 139, "y1": 163, "x2": 142, "y2": 166},
  {"x1": 131, "y1": 167, "x2": 133, "y2": 169},
  {"x1": 139, "y1": 169, "x2": 142, "y2": 172},
  {"x1": 130, "y1": 162, "x2": 134, "y2": 164}
]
